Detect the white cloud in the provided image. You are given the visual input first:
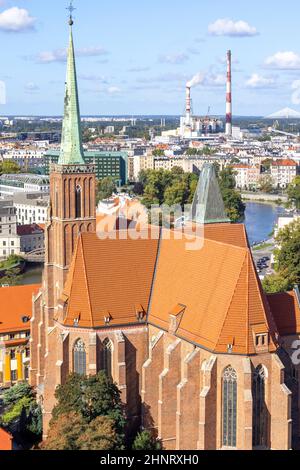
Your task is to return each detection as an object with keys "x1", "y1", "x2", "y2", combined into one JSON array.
[
  {"x1": 128, "y1": 66, "x2": 150, "y2": 73},
  {"x1": 79, "y1": 74, "x2": 108, "y2": 83},
  {"x1": 0, "y1": 80, "x2": 6, "y2": 104},
  {"x1": 137, "y1": 73, "x2": 187, "y2": 84},
  {"x1": 36, "y1": 46, "x2": 108, "y2": 64},
  {"x1": 0, "y1": 7, "x2": 36, "y2": 32},
  {"x1": 265, "y1": 51, "x2": 300, "y2": 70},
  {"x1": 158, "y1": 53, "x2": 189, "y2": 65},
  {"x1": 291, "y1": 80, "x2": 300, "y2": 104},
  {"x1": 245, "y1": 73, "x2": 276, "y2": 89},
  {"x1": 107, "y1": 86, "x2": 121, "y2": 94},
  {"x1": 25, "y1": 82, "x2": 39, "y2": 92},
  {"x1": 204, "y1": 73, "x2": 226, "y2": 87},
  {"x1": 208, "y1": 18, "x2": 258, "y2": 37}
]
